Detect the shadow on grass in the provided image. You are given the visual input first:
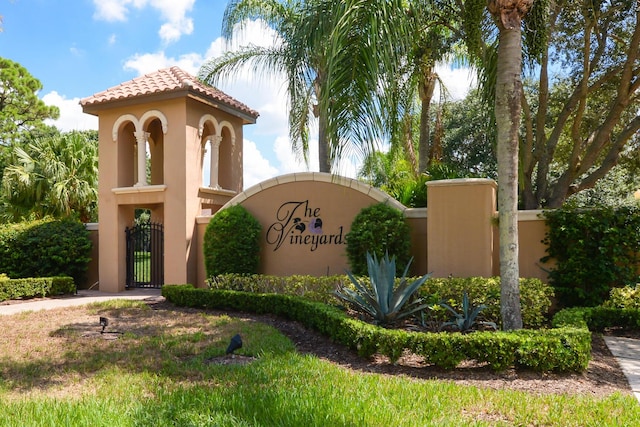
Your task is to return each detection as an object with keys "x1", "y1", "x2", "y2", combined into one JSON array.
[{"x1": 0, "y1": 302, "x2": 293, "y2": 394}]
